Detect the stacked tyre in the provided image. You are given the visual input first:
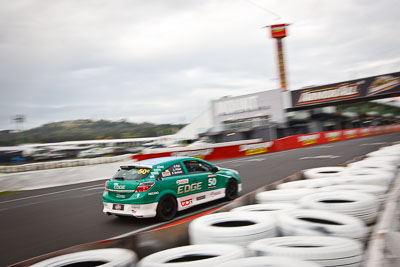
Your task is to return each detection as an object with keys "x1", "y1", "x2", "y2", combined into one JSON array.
[
  {"x1": 138, "y1": 244, "x2": 245, "y2": 267},
  {"x1": 255, "y1": 188, "x2": 315, "y2": 204},
  {"x1": 189, "y1": 212, "x2": 277, "y2": 246},
  {"x1": 230, "y1": 203, "x2": 299, "y2": 214},
  {"x1": 298, "y1": 190, "x2": 379, "y2": 225},
  {"x1": 276, "y1": 209, "x2": 368, "y2": 241},
  {"x1": 248, "y1": 236, "x2": 364, "y2": 267},
  {"x1": 30, "y1": 249, "x2": 137, "y2": 267},
  {"x1": 215, "y1": 256, "x2": 323, "y2": 267}
]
